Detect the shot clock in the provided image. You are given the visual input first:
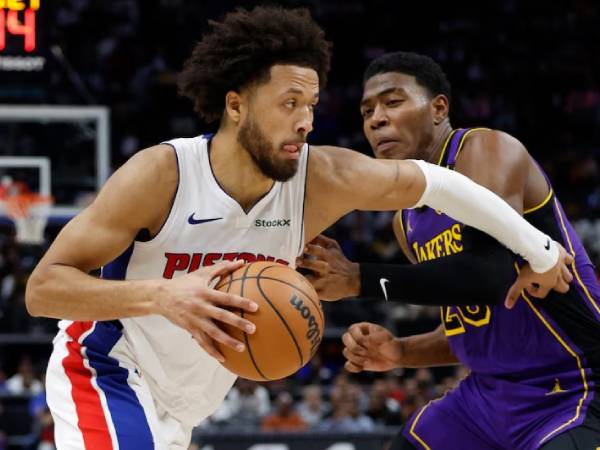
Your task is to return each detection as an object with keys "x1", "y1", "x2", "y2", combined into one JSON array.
[{"x1": 0, "y1": 0, "x2": 45, "y2": 73}]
